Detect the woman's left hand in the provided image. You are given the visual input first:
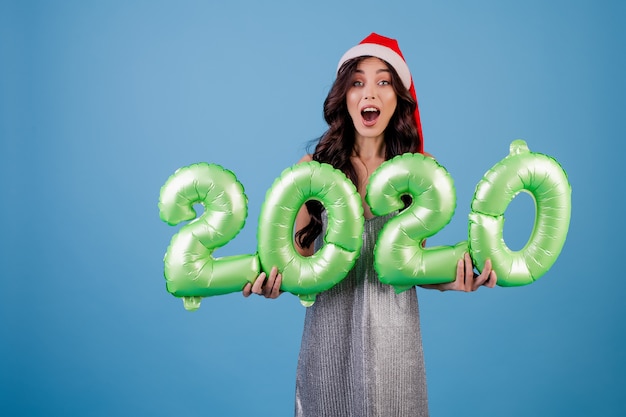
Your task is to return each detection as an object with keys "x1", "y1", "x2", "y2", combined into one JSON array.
[
  {"x1": 434, "y1": 253, "x2": 497, "y2": 292},
  {"x1": 242, "y1": 266, "x2": 283, "y2": 299}
]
